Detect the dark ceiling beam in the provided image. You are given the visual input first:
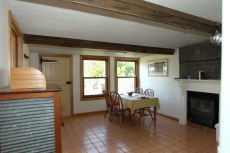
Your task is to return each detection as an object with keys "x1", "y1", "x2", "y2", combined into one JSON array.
[
  {"x1": 23, "y1": 34, "x2": 175, "y2": 55},
  {"x1": 70, "y1": 0, "x2": 217, "y2": 34},
  {"x1": 20, "y1": 0, "x2": 217, "y2": 34}
]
